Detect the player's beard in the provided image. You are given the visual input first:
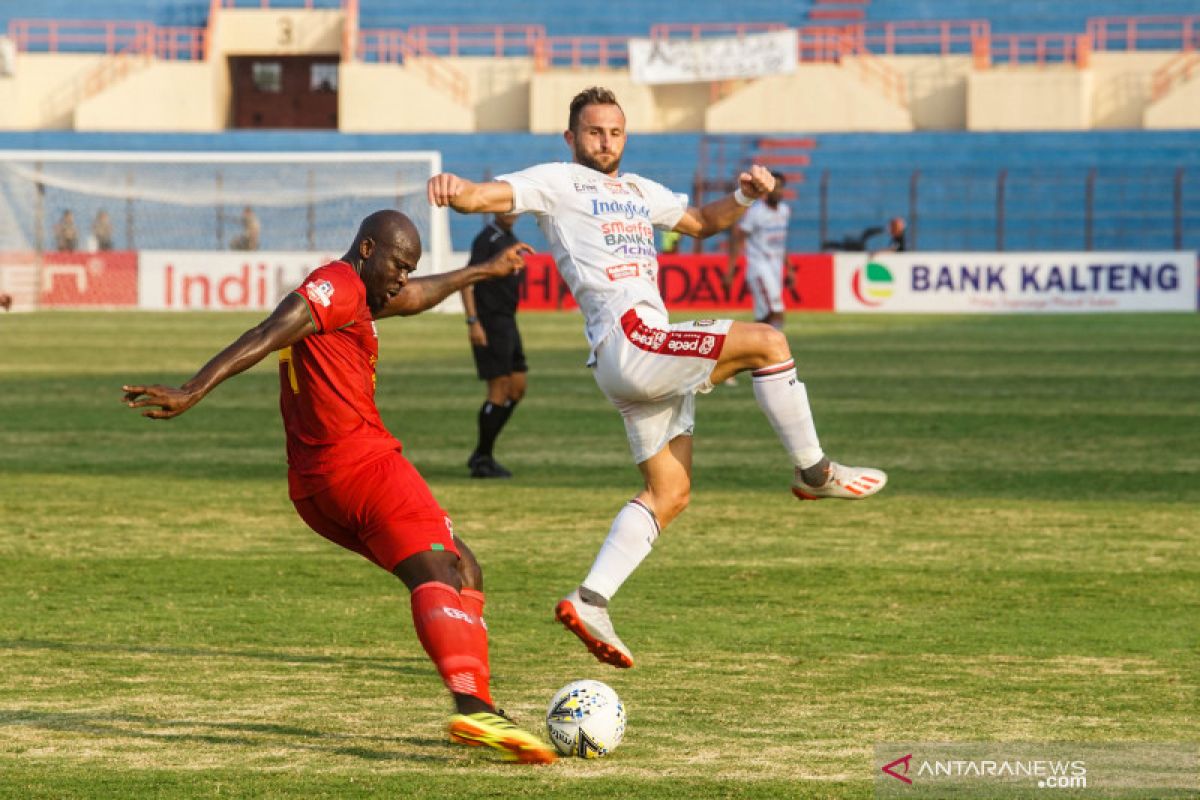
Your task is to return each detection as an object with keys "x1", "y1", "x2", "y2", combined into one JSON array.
[{"x1": 574, "y1": 145, "x2": 621, "y2": 176}]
